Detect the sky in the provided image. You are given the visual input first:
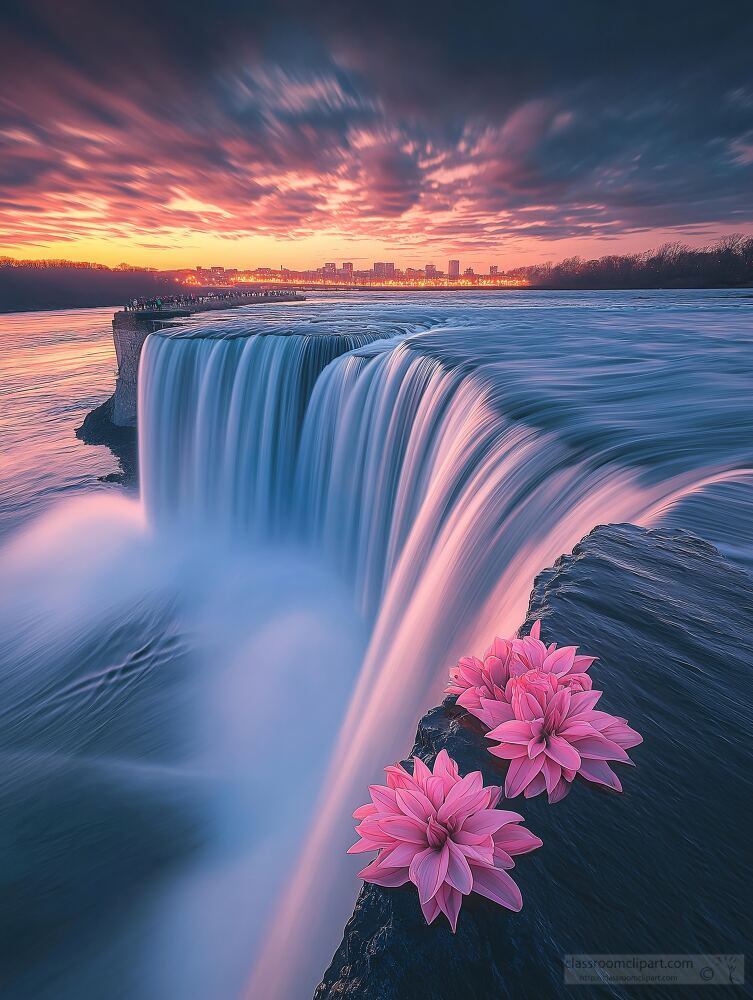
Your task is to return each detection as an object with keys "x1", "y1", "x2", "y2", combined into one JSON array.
[{"x1": 1, "y1": 0, "x2": 752, "y2": 271}]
